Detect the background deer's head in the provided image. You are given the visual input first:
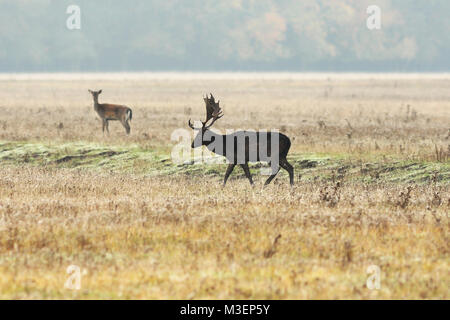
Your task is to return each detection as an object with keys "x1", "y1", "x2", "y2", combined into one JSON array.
[{"x1": 88, "y1": 89, "x2": 103, "y2": 101}]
